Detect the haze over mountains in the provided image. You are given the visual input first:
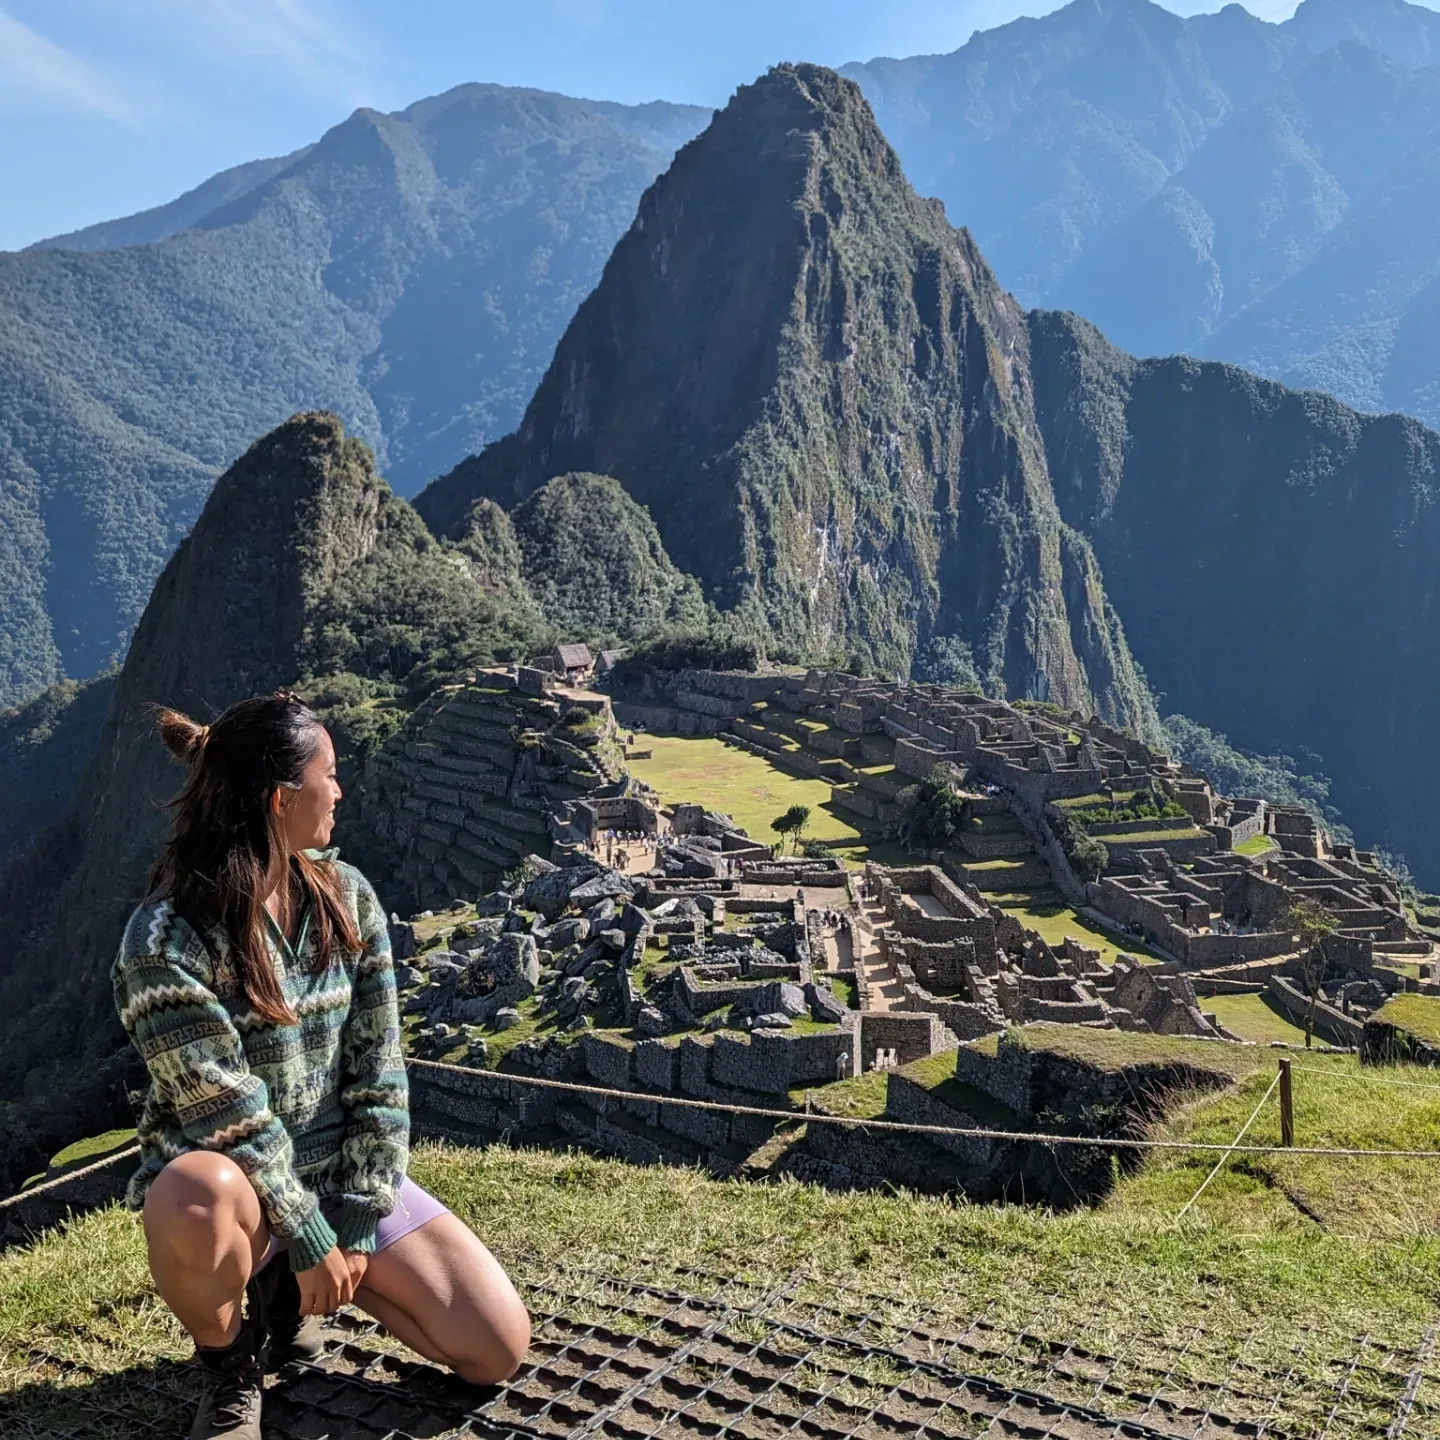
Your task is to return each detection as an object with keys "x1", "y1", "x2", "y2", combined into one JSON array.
[
  {"x1": 0, "y1": 86, "x2": 707, "y2": 704},
  {"x1": 847, "y1": 0, "x2": 1440, "y2": 421},
  {"x1": 5, "y1": 50, "x2": 1440, "y2": 1185}
]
